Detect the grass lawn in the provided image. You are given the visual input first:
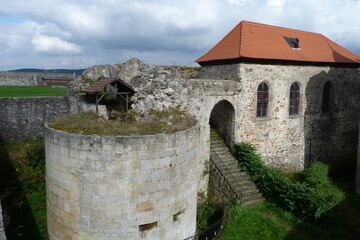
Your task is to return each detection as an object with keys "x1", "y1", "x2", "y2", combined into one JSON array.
[
  {"x1": 220, "y1": 172, "x2": 360, "y2": 240},
  {"x1": 0, "y1": 86, "x2": 67, "y2": 97}
]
